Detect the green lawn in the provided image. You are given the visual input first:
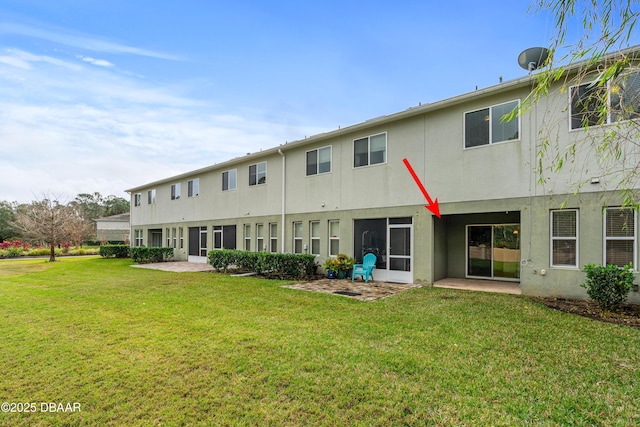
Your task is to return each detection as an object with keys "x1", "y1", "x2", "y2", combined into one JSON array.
[{"x1": 0, "y1": 257, "x2": 639, "y2": 426}]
